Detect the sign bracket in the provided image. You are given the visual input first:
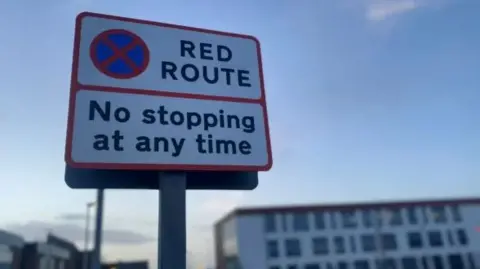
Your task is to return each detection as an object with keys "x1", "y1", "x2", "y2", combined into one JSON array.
[{"x1": 158, "y1": 172, "x2": 187, "y2": 269}]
